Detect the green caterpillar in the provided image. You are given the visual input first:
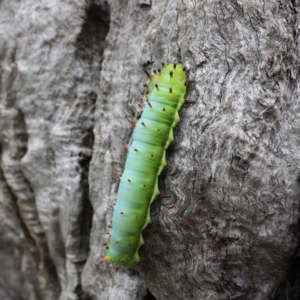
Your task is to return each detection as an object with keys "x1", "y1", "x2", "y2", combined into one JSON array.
[{"x1": 101, "y1": 63, "x2": 187, "y2": 268}]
